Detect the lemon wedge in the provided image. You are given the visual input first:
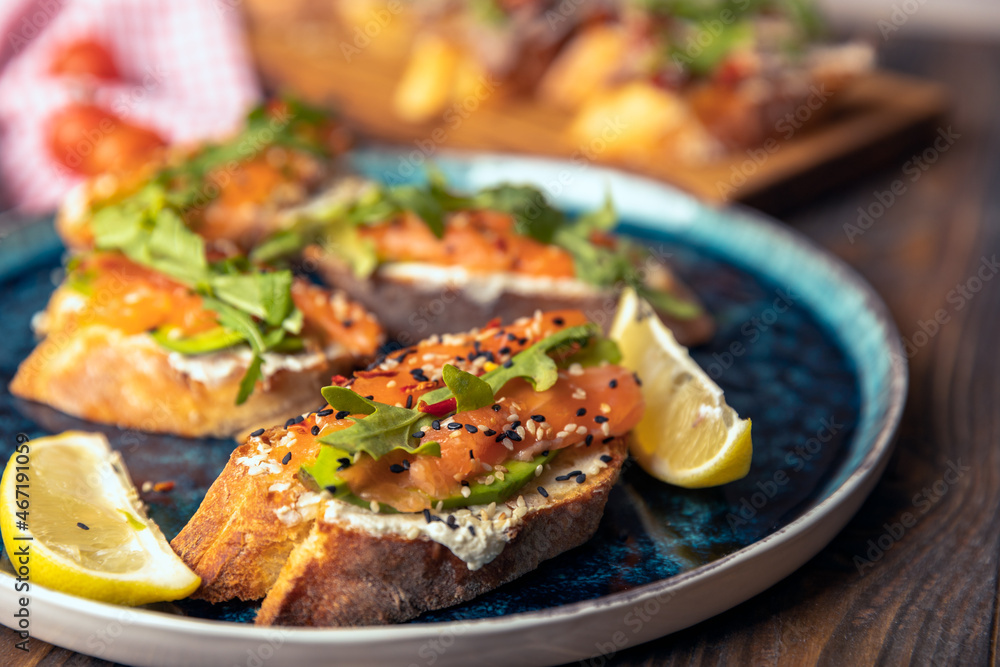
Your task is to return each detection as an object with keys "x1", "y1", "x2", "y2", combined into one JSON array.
[
  {"x1": 610, "y1": 288, "x2": 753, "y2": 487},
  {"x1": 1, "y1": 431, "x2": 200, "y2": 605}
]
